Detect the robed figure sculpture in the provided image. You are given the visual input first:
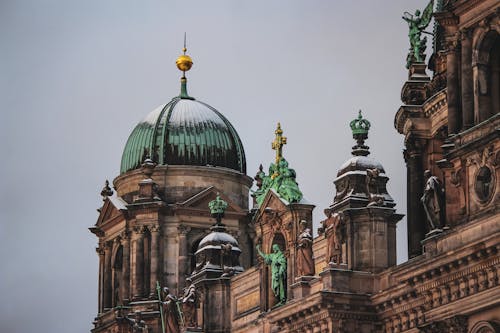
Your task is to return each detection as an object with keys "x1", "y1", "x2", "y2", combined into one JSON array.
[{"x1": 256, "y1": 243, "x2": 287, "y2": 306}]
